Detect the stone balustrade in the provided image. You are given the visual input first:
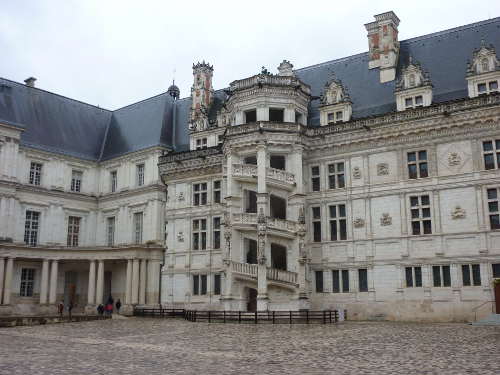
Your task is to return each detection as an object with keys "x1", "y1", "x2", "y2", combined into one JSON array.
[
  {"x1": 267, "y1": 217, "x2": 298, "y2": 232},
  {"x1": 232, "y1": 213, "x2": 258, "y2": 225},
  {"x1": 230, "y1": 261, "x2": 258, "y2": 278},
  {"x1": 266, "y1": 167, "x2": 295, "y2": 185},
  {"x1": 266, "y1": 268, "x2": 298, "y2": 285},
  {"x1": 232, "y1": 163, "x2": 258, "y2": 178}
]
